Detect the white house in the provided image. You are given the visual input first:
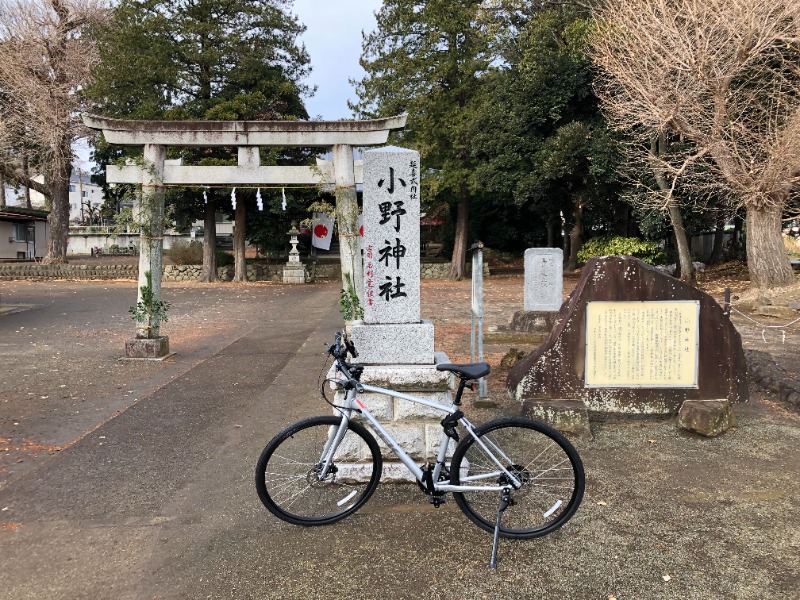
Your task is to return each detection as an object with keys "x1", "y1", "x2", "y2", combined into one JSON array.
[{"x1": 27, "y1": 172, "x2": 105, "y2": 224}]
